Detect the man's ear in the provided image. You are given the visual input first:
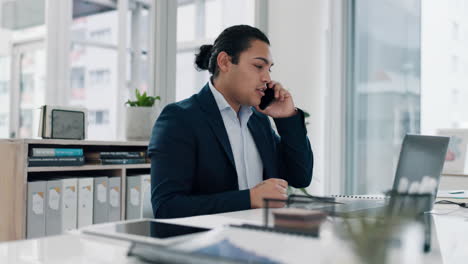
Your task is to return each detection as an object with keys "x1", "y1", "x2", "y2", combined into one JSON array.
[{"x1": 216, "y1": 51, "x2": 231, "y2": 73}]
